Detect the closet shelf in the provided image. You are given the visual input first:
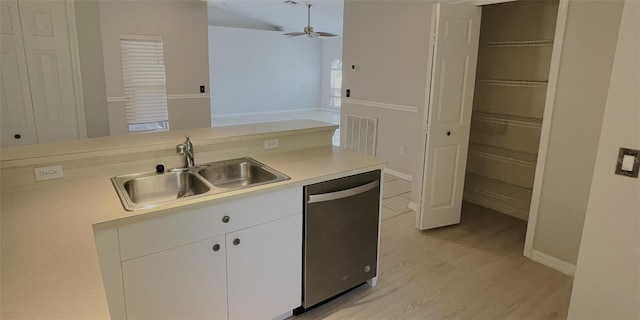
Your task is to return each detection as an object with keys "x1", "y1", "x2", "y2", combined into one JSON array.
[
  {"x1": 477, "y1": 79, "x2": 548, "y2": 88},
  {"x1": 463, "y1": 173, "x2": 533, "y2": 221},
  {"x1": 472, "y1": 112, "x2": 542, "y2": 129},
  {"x1": 468, "y1": 144, "x2": 537, "y2": 168},
  {"x1": 482, "y1": 40, "x2": 554, "y2": 48}
]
